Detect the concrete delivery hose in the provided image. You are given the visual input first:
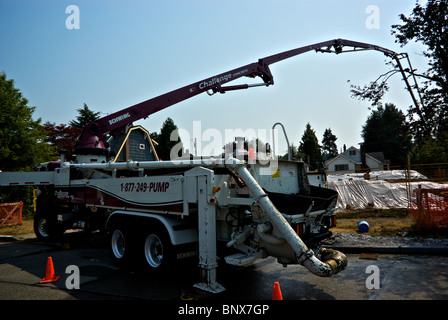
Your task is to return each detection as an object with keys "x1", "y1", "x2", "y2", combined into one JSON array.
[{"x1": 234, "y1": 162, "x2": 348, "y2": 277}]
